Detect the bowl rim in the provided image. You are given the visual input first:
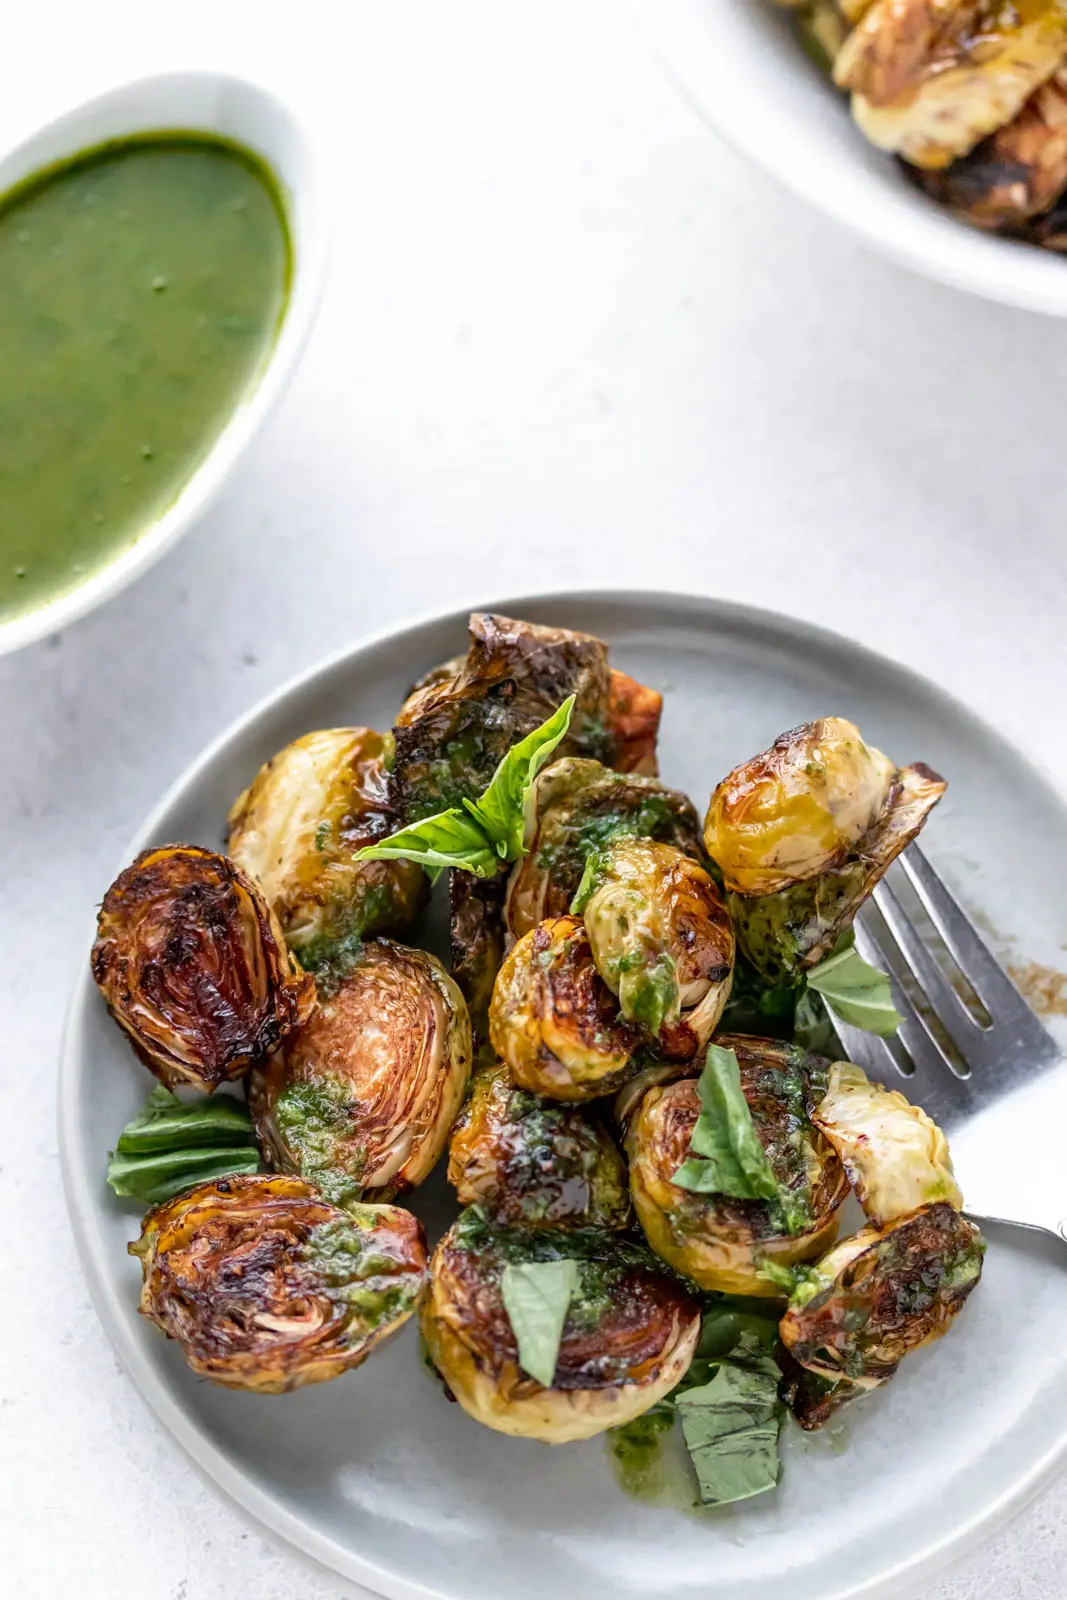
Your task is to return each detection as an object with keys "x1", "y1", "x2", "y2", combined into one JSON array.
[
  {"x1": 0, "y1": 66, "x2": 328, "y2": 658},
  {"x1": 633, "y1": 0, "x2": 1067, "y2": 319},
  {"x1": 58, "y1": 585, "x2": 1067, "y2": 1600}
]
